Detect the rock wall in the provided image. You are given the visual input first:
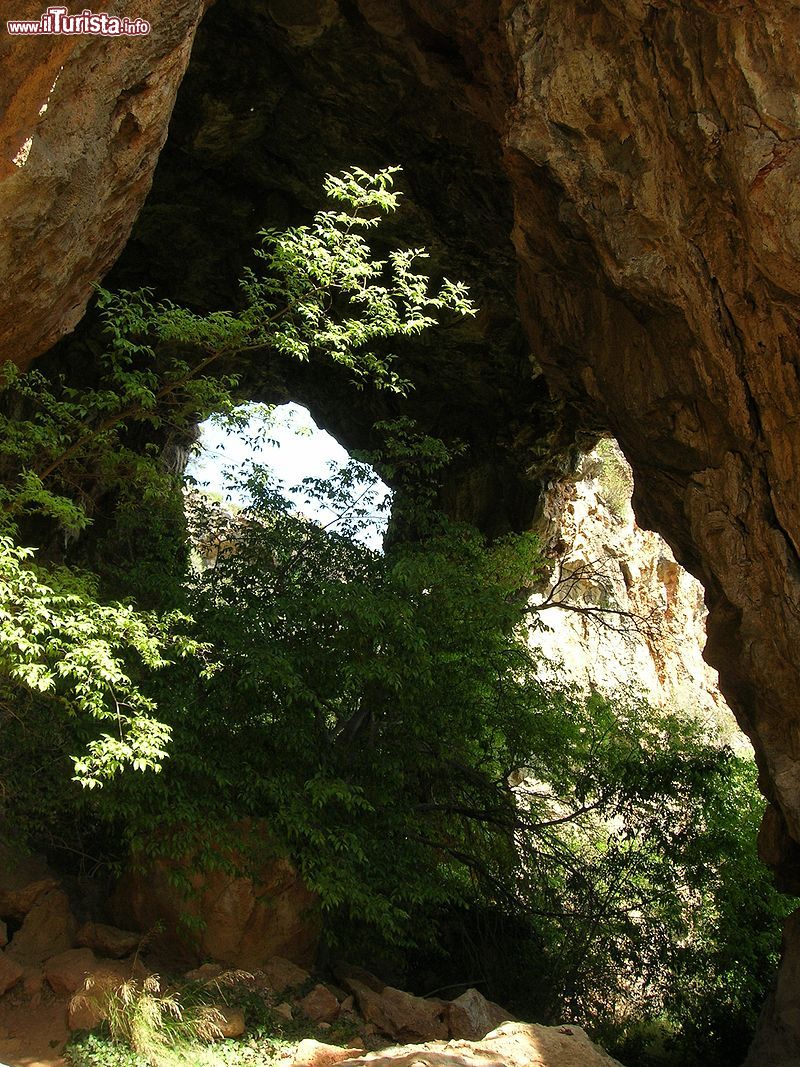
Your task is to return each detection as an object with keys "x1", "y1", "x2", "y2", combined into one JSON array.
[
  {"x1": 0, "y1": 0, "x2": 208, "y2": 366},
  {"x1": 532, "y1": 444, "x2": 734, "y2": 737},
  {"x1": 497, "y1": 14, "x2": 800, "y2": 1057},
  {"x1": 503, "y1": 0, "x2": 800, "y2": 812}
]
